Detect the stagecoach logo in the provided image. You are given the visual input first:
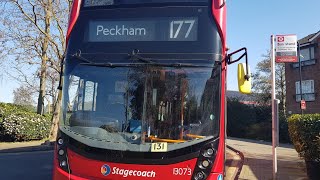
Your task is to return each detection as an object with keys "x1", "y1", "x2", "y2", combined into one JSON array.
[
  {"x1": 217, "y1": 174, "x2": 223, "y2": 180},
  {"x1": 100, "y1": 164, "x2": 156, "y2": 178},
  {"x1": 101, "y1": 164, "x2": 111, "y2": 176}
]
